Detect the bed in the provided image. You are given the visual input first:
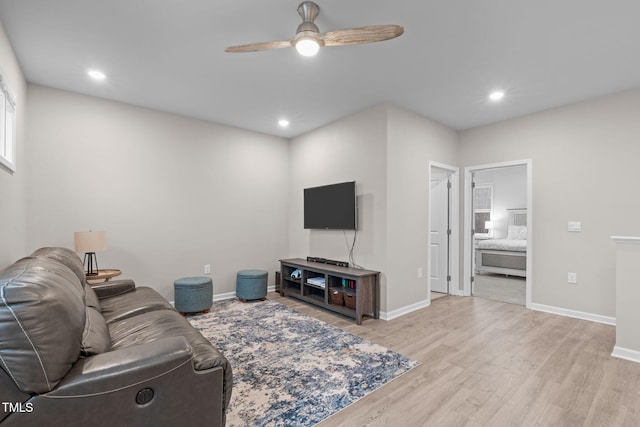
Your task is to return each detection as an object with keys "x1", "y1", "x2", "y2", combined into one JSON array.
[{"x1": 475, "y1": 209, "x2": 527, "y2": 277}]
